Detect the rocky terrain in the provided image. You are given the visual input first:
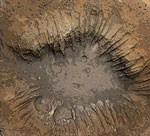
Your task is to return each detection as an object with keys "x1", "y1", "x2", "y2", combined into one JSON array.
[{"x1": 0, "y1": 0, "x2": 150, "y2": 136}]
